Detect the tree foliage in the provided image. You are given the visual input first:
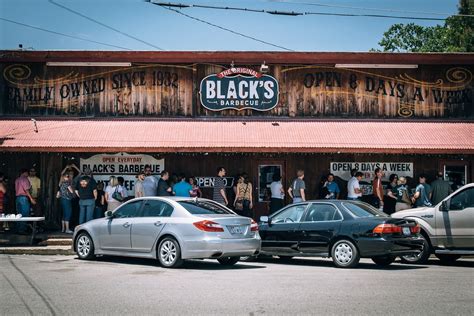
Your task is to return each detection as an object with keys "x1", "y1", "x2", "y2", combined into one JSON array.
[{"x1": 377, "y1": 0, "x2": 473, "y2": 52}]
